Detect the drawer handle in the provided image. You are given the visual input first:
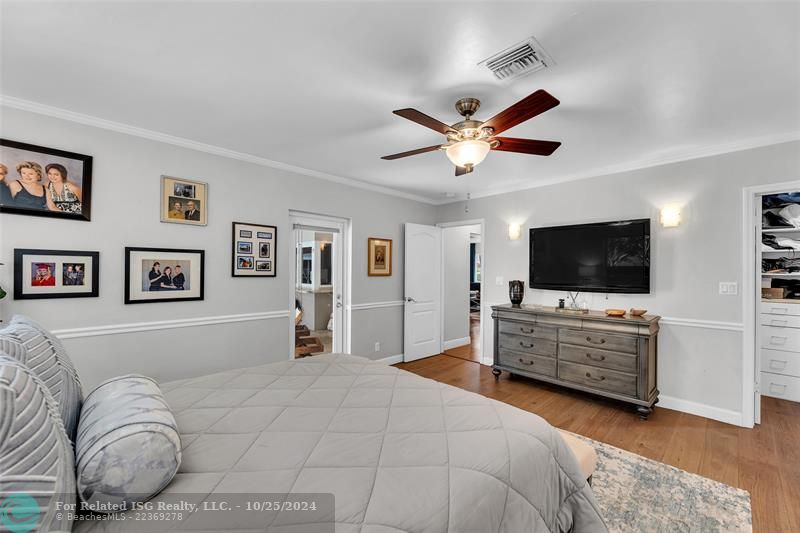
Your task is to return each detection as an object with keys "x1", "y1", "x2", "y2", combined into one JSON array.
[
  {"x1": 770, "y1": 336, "x2": 788, "y2": 345},
  {"x1": 518, "y1": 358, "x2": 534, "y2": 366},
  {"x1": 772, "y1": 307, "x2": 789, "y2": 314},
  {"x1": 770, "y1": 319, "x2": 788, "y2": 326},
  {"x1": 519, "y1": 327, "x2": 535, "y2": 334},
  {"x1": 586, "y1": 353, "x2": 606, "y2": 362},
  {"x1": 769, "y1": 359, "x2": 788, "y2": 370},
  {"x1": 585, "y1": 372, "x2": 605, "y2": 382},
  {"x1": 519, "y1": 341, "x2": 535, "y2": 349},
  {"x1": 769, "y1": 382, "x2": 787, "y2": 394},
  {"x1": 585, "y1": 336, "x2": 606, "y2": 345}
]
